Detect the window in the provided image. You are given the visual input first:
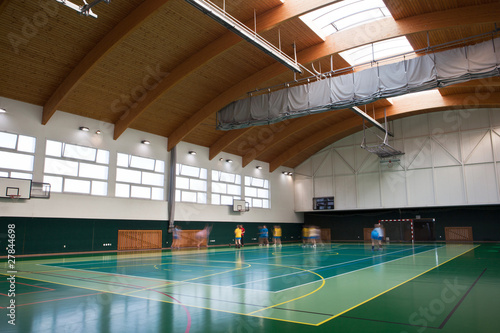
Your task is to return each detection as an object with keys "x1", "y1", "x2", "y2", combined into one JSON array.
[
  {"x1": 115, "y1": 153, "x2": 165, "y2": 200},
  {"x1": 211, "y1": 170, "x2": 241, "y2": 205},
  {"x1": 300, "y1": 0, "x2": 392, "y2": 38},
  {"x1": 43, "y1": 140, "x2": 109, "y2": 196},
  {"x1": 339, "y1": 36, "x2": 414, "y2": 66},
  {"x1": 245, "y1": 176, "x2": 270, "y2": 208},
  {"x1": 0, "y1": 131, "x2": 36, "y2": 179},
  {"x1": 175, "y1": 164, "x2": 207, "y2": 204}
]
